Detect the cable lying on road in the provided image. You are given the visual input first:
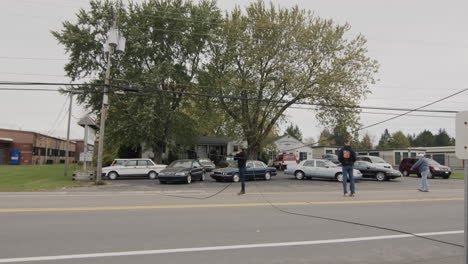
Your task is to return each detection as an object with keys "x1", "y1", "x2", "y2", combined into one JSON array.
[
  {"x1": 157, "y1": 179, "x2": 234, "y2": 200},
  {"x1": 252, "y1": 181, "x2": 464, "y2": 249}
]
